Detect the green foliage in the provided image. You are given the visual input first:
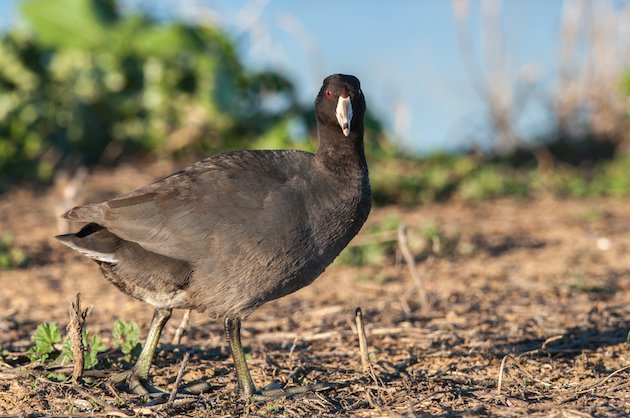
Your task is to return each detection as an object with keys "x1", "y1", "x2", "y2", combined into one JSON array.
[
  {"x1": 0, "y1": 234, "x2": 27, "y2": 269},
  {"x1": 60, "y1": 329, "x2": 107, "y2": 369},
  {"x1": 457, "y1": 166, "x2": 530, "y2": 201},
  {"x1": 370, "y1": 155, "x2": 464, "y2": 205},
  {"x1": 1, "y1": 0, "x2": 324, "y2": 186},
  {"x1": 112, "y1": 319, "x2": 141, "y2": 361},
  {"x1": 370, "y1": 154, "x2": 630, "y2": 206},
  {"x1": 29, "y1": 322, "x2": 105, "y2": 370},
  {"x1": 28, "y1": 322, "x2": 62, "y2": 362},
  {"x1": 21, "y1": 0, "x2": 117, "y2": 49}
]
